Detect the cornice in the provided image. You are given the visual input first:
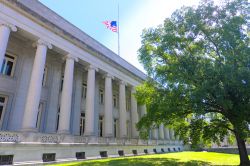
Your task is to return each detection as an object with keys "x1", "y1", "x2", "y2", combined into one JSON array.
[{"x1": 2, "y1": 0, "x2": 147, "y2": 83}]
